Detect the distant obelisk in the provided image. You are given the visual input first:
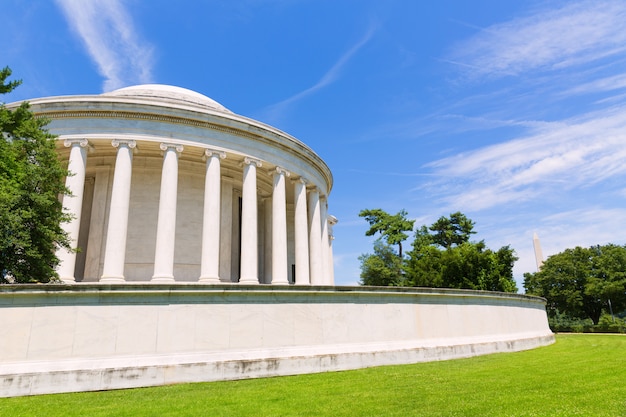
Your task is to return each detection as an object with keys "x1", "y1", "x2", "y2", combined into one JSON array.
[{"x1": 533, "y1": 232, "x2": 544, "y2": 271}]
